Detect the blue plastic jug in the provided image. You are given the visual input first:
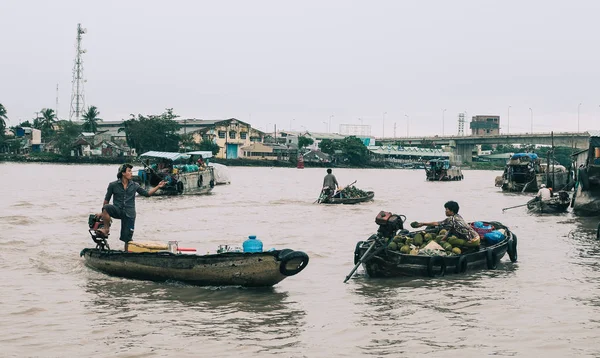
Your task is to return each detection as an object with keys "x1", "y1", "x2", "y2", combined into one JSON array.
[{"x1": 243, "y1": 235, "x2": 263, "y2": 253}]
